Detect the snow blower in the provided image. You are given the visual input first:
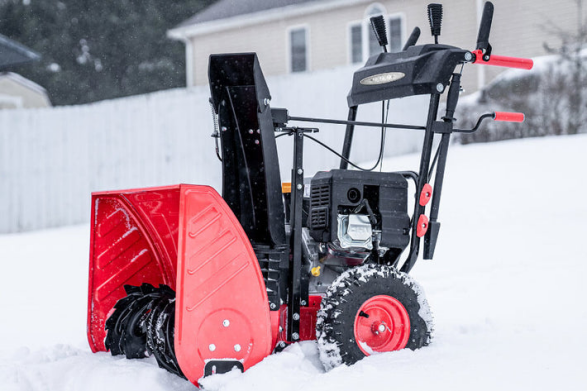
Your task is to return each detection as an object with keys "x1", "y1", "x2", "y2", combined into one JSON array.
[{"x1": 87, "y1": 2, "x2": 533, "y2": 386}]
